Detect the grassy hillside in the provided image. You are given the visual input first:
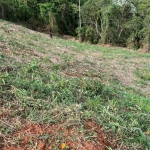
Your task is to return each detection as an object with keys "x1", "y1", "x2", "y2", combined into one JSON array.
[{"x1": 0, "y1": 19, "x2": 150, "y2": 150}]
